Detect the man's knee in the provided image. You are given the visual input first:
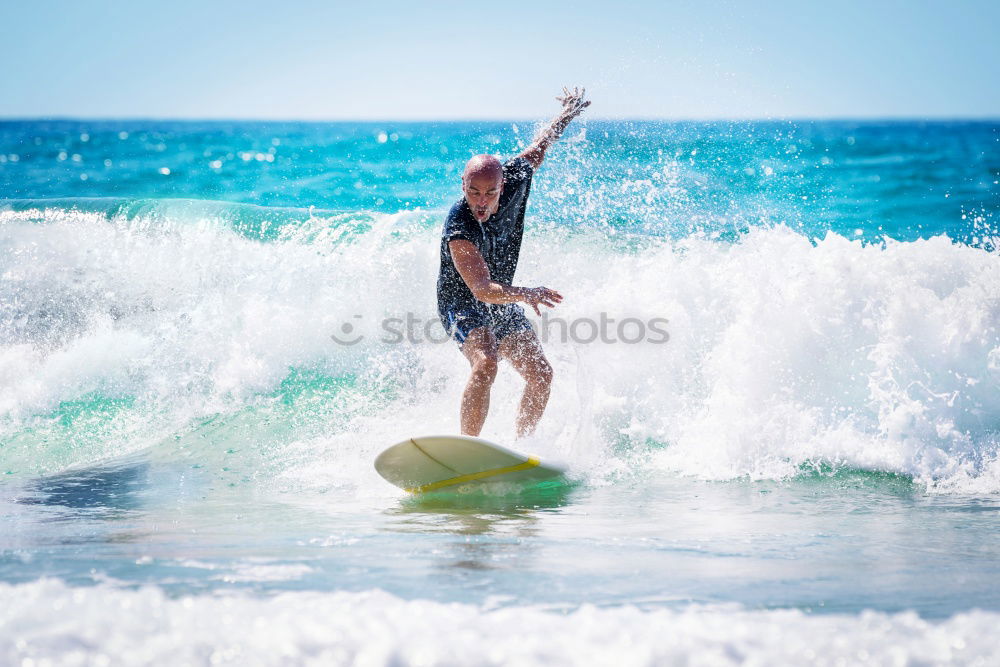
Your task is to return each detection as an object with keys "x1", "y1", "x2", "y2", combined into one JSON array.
[
  {"x1": 528, "y1": 358, "x2": 553, "y2": 388},
  {"x1": 471, "y1": 354, "x2": 498, "y2": 386}
]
